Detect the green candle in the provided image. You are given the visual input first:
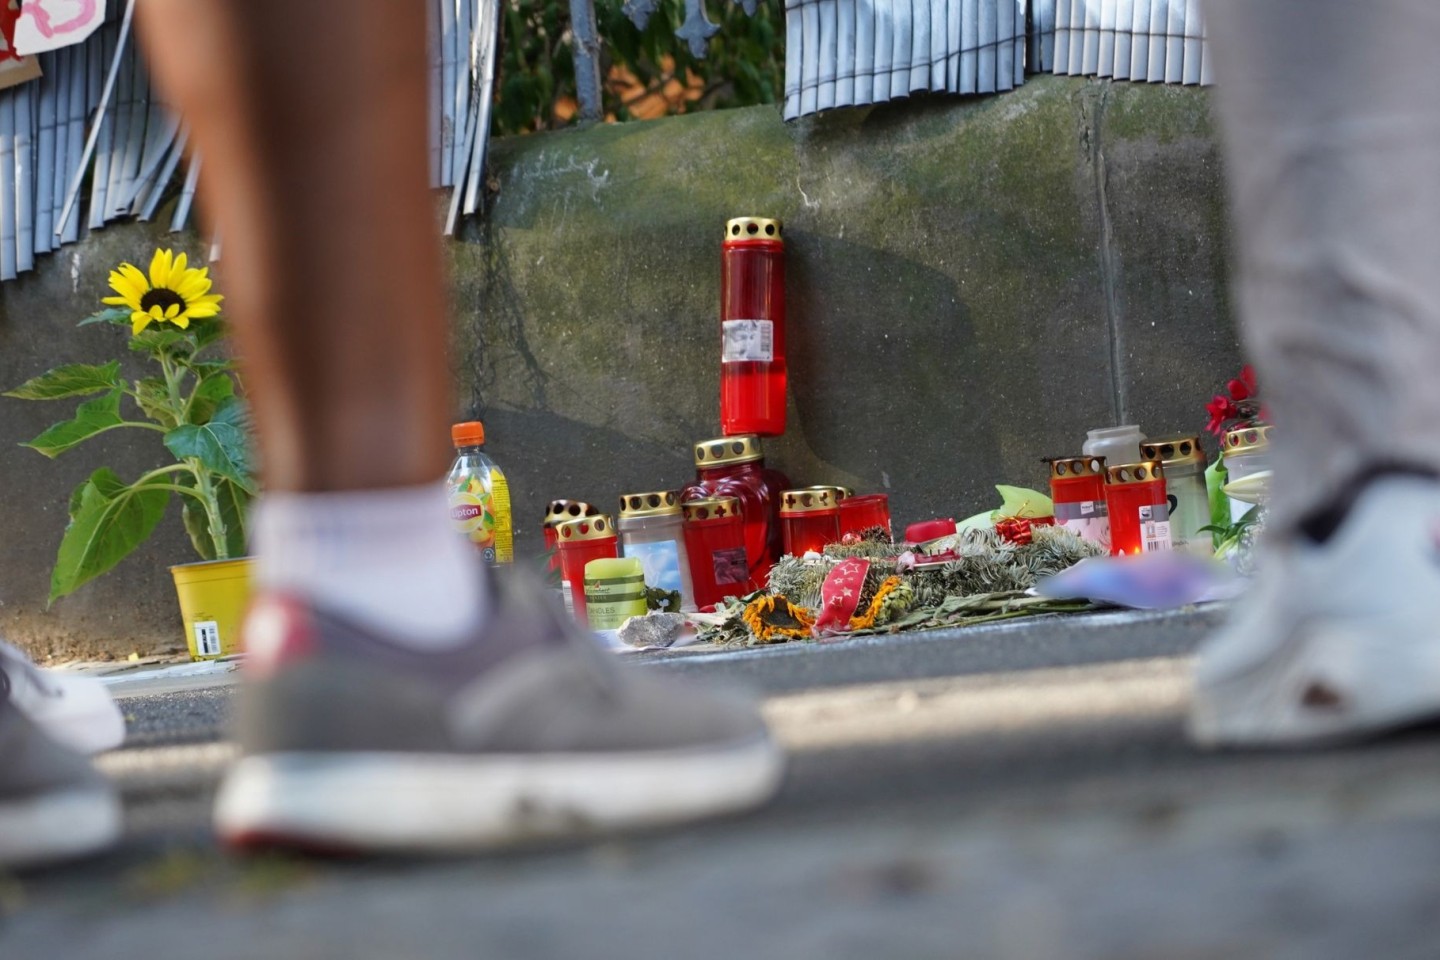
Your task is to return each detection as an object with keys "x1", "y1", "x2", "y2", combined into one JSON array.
[{"x1": 584, "y1": 557, "x2": 648, "y2": 629}]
